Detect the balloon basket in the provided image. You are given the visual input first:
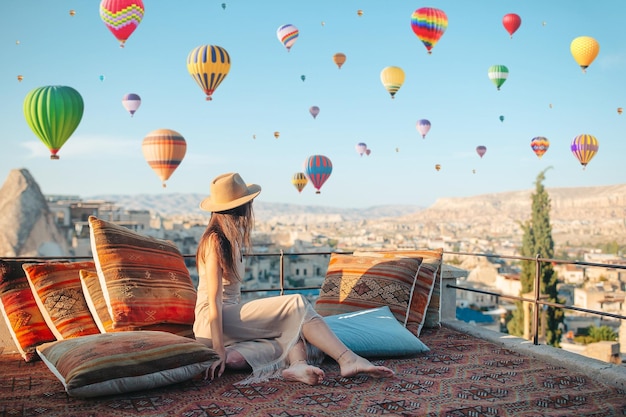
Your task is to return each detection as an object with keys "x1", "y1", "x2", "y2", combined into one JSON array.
[
  {"x1": 50, "y1": 155, "x2": 60, "y2": 160},
  {"x1": 315, "y1": 191, "x2": 321, "y2": 194}
]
